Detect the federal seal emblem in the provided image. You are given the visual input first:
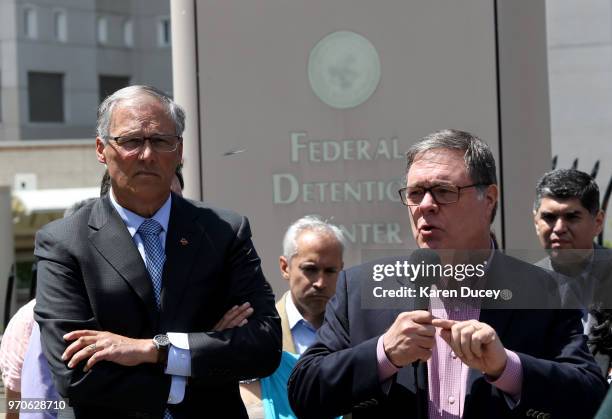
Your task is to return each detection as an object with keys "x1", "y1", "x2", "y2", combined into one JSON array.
[{"x1": 308, "y1": 31, "x2": 381, "y2": 109}]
